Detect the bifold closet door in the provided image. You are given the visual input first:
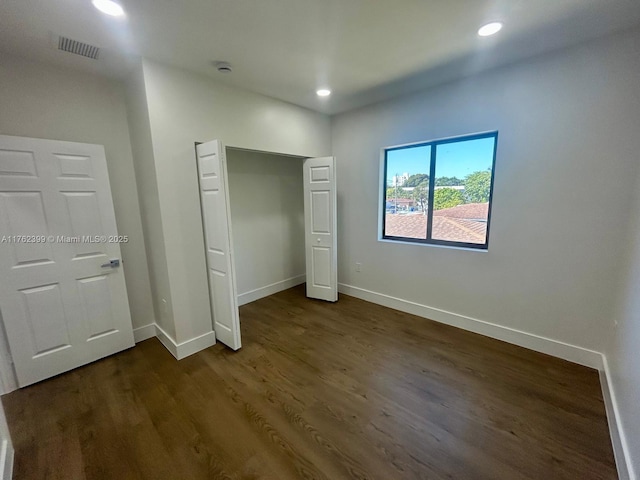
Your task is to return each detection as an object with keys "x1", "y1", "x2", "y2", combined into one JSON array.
[
  {"x1": 303, "y1": 156, "x2": 338, "y2": 302},
  {"x1": 196, "y1": 140, "x2": 241, "y2": 350}
]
